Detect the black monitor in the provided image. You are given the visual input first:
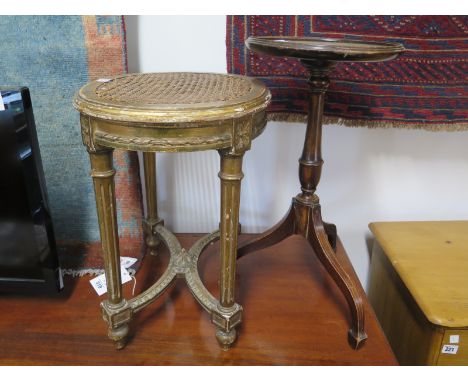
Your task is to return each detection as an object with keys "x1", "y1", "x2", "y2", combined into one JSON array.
[{"x1": 0, "y1": 87, "x2": 63, "y2": 291}]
